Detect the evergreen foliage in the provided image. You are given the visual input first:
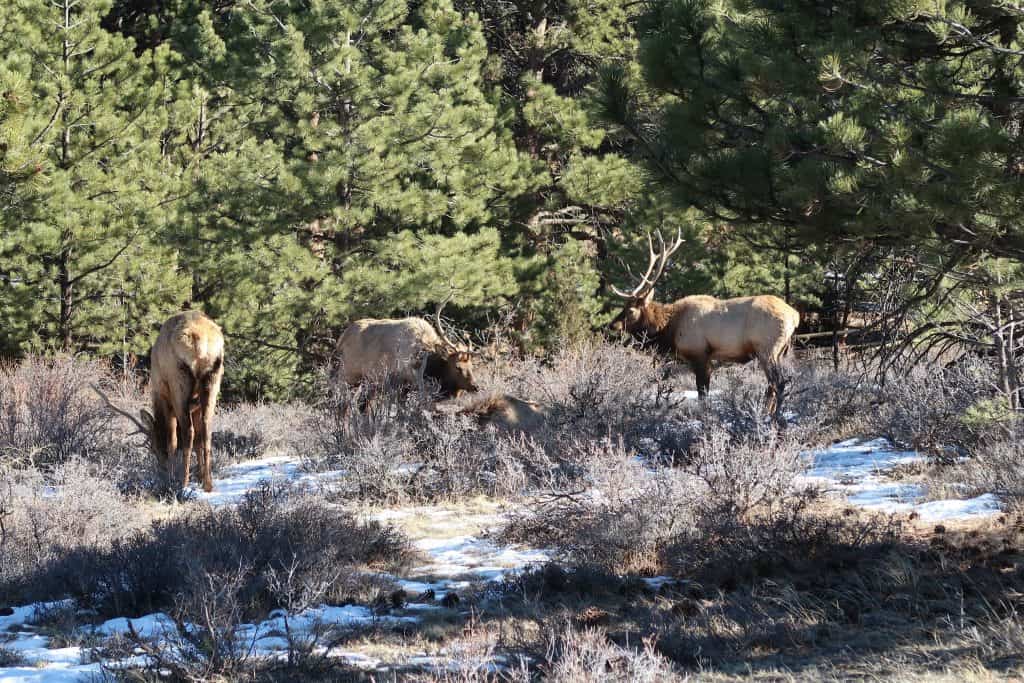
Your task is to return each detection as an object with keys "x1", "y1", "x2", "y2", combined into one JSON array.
[{"x1": 0, "y1": 0, "x2": 1019, "y2": 398}]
